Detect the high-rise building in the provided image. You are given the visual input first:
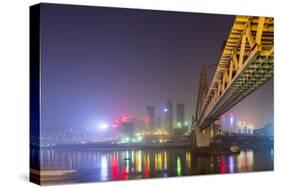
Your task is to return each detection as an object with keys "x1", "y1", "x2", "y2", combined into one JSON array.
[
  {"x1": 156, "y1": 116, "x2": 161, "y2": 130},
  {"x1": 176, "y1": 103, "x2": 185, "y2": 128},
  {"x1": 120, "y1": 122, "x2": 135, "y2": 137},
  {"x1": 145, "y1": 106, "x2": 155, "y2": 130},
  {"x1": 164, "y1": 100, "x2": 173, "y2": 131}
]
